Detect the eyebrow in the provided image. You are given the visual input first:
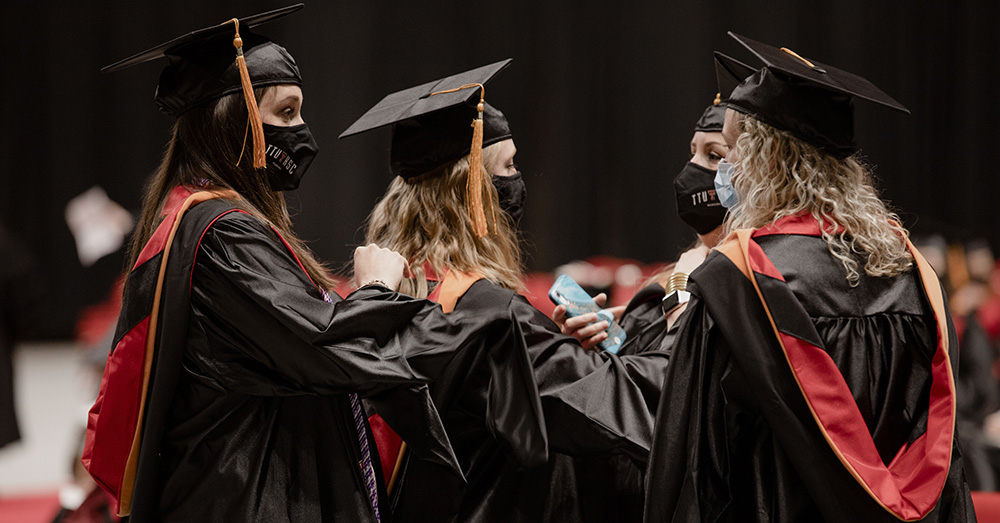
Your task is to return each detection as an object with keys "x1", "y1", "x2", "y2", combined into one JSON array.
[{"x1": 274, "y1": 94, "x2": 301, "y2": 107}]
